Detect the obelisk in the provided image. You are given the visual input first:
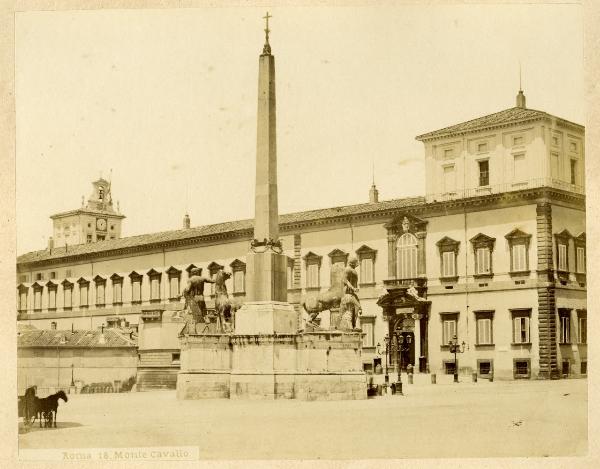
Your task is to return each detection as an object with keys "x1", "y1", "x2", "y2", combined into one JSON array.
[{"x1": 235, "y1": 13, "x2": 296, "y2": 334}]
